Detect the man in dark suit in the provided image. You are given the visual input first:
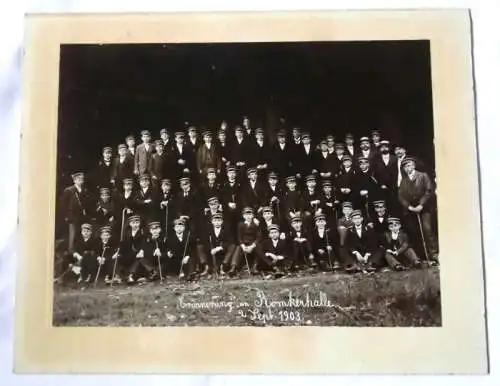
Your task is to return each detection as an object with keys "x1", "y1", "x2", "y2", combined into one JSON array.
[
  {"x1": 112, "y1": 144, "x2": 134, "y2": 188},
  {"x1": 372, "y1": 140, "x2": 399, "y2": 211},
  {"x1": 398, "y1": 157, "x2": 439, "y2": 263},
  {"x1": 134, "y1": 130, "x2": 154, "y2": 176},
  {"x1": 149, "y1": 140, "x2": 169, "y2": 191},
  {"x1": 203, "y1": 212, "x2": 237, "y2": 276},
  {"x1": 241, "y1": 167, "x2": 266, "y2": 212},
  {"x1": 353, "y1": 156, "x2": 381, "y2": 216},
  {"x1": 173, "y1": 176, "x2": 200, "y2": 233},
  {"x1": 186, "y1": 125, "x2": 201, "y2": 153},
  {"x1": 295, "y1": 132, "x2": 318, "y2": 178},
  {"x1": 160, "y1": 128, "x2": 173, "y2": 152},
  {"x1": 270, "y1": 129, "x2": 292, "y2": 179},
  {"x1": 344, "y1": 133, "x2": 356, "y2": 158},
  {"x1": 358, "y1": 136, "x2": 379, "y2": 165},
  {"x1": 197, "y1": 130, "x2": 222, "y2": 176},
  {"x1": 331, "y1": 143, "x2": 347, "y2": 178},
  {"x1": 231, "y1": 126, "x2": 250, "y2": 181},
  {"x1": 172, "y1": 130, "x2": 196, "y2": 180},
  {"x1": 133, "y1": 173, "x2": 155, "y2": 222},
  {"x1": 317, "y1": 140, "x2": 336, "y2": 182},
  {"x1": 92, "y1": 146, "x2": 114, "y2": 192},
  {"x1": 383, "y1": 217, "x2": 422, "y2": 270},
  {"x1": 335, "y1": 154, "x2": 357, "y2": 204},
  {"x1": 242, "y1": 116, "x2": 253, "y2": 140},
  {"x1": 220, "y1": 165, "x2": 242, "y2": 231},
  {"x1": 216, "y1": 128, "x2": 231, "y2": 167},
  {"x1": 125, "y1": 135, "x2": 136, "y2": 158},
  {"x1": 229, "y1": 207, "x2": 264, "y2": 276},
  {"x1": 289, "y1": 127, "x2": 303, "y2": 177},
  {"x1": 344, "y1": 210, "x2": 384, "y2": 272},
  {"x1": 60, "y1": 172, "x2": 94, "y2": 253},
  {"x1": 250, "y1": 127, "x2": 271, "y2": 181}
]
